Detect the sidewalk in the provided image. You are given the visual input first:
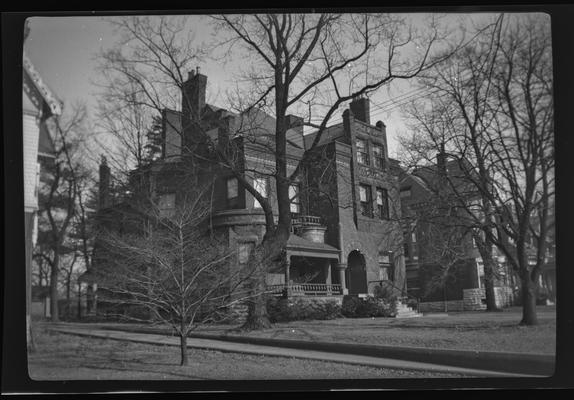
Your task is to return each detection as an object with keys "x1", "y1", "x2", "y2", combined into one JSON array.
[{"x1": 47, "y1": 323, "x2": 553, "y2": 378}]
